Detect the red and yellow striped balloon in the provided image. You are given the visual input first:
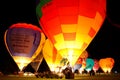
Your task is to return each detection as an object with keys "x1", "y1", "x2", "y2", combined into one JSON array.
[{"x1": 36, "y1": 0, "x2": 106, "y2": 66}]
